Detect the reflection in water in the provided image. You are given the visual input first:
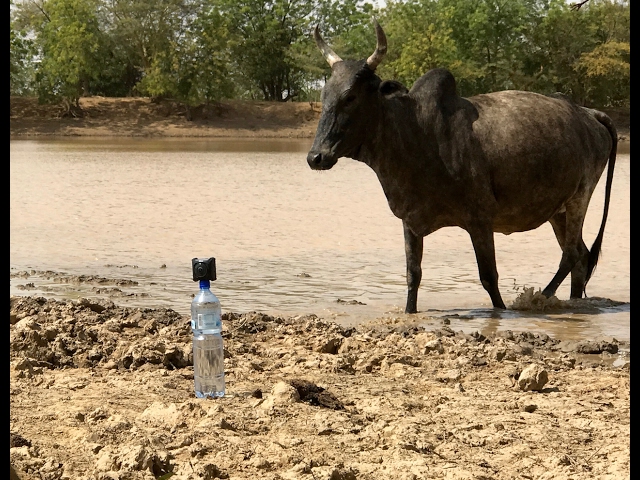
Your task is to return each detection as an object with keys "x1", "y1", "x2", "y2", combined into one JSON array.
[{"x1": 10, "y1": 138, "x2": 630, "y2": 342}]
